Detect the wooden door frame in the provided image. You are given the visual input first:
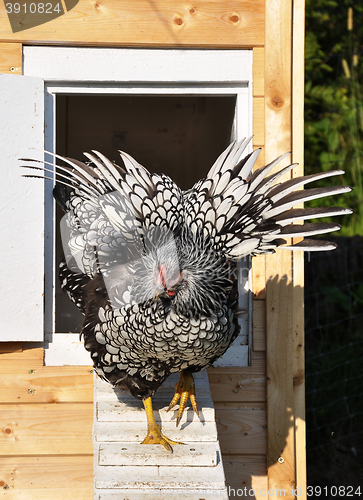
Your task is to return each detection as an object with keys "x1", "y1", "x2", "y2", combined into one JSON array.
[{"x1": 265, "y1": 0, "x2": 306, "y2": 497}]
